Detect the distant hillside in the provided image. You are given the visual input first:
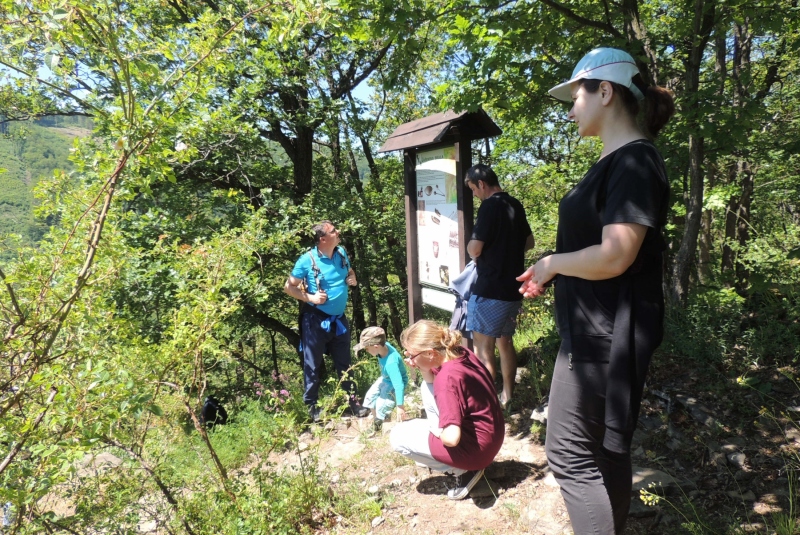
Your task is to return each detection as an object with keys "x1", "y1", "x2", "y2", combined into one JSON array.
[{"x1": 0, "y1": 117, "x2": 90, "y2": 259}]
